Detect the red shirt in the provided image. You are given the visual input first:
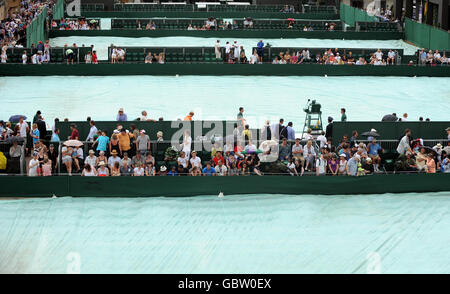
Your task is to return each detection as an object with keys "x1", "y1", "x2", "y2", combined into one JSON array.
[
  {"x1": 212, "y1": 155, "x2": 225, "y2": 166},
  {"x1": 92, "y1": 53, "x2": 98, "y2": 63},
  {"x1": 70, "y1": 129, "x2": 79, "y2": 140}
]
